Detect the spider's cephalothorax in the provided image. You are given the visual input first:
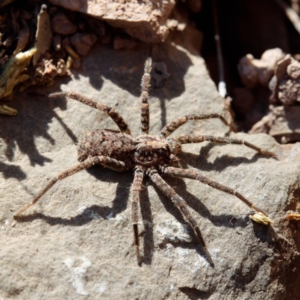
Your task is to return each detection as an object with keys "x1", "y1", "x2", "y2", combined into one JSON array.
[
  {"x1": 134, "y1": 135, "x2": 173, "y2": 167},
  {"x1": 15, "y1": 57, "x2": 276, "y2": 266}
]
